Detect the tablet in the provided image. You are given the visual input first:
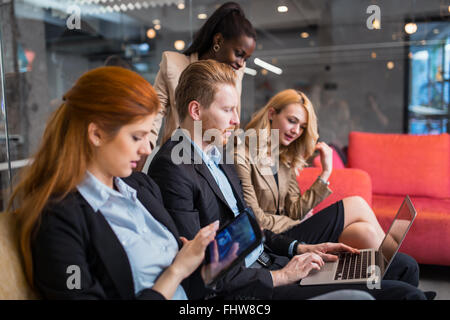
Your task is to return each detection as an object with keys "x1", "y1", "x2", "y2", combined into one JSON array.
[{"x1": 203, "y1": 208, "x2": 263, "y2": 286}]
